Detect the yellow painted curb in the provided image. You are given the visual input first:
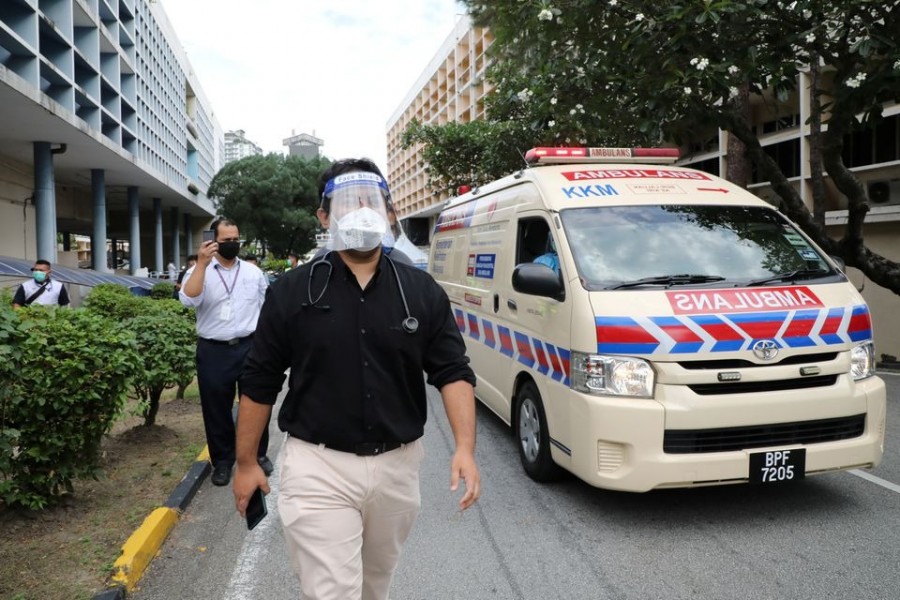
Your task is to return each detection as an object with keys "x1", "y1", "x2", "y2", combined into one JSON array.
[
  {"x1": 197, "y1": 445, "x2": 210, "y2": 463},
  {"x1": 110, "y1": 506, "x2": 179, "y2": 592}
]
